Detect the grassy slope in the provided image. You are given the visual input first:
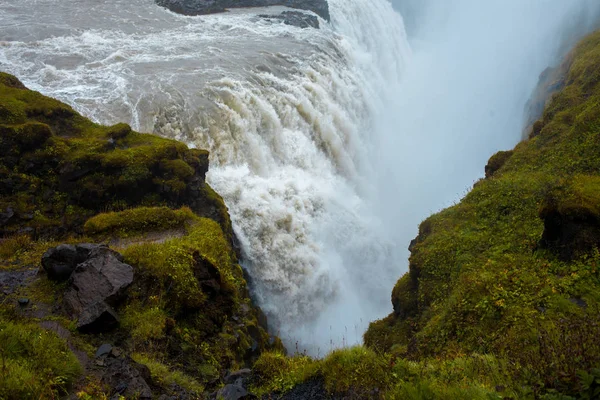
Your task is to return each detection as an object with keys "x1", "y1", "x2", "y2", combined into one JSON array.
[
  {"x1": 253, "y1": 30, "x2": 600, "y2": 400},
  {"x1": 0, "y1": 73, "x2": 279, "y2": 399}
]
